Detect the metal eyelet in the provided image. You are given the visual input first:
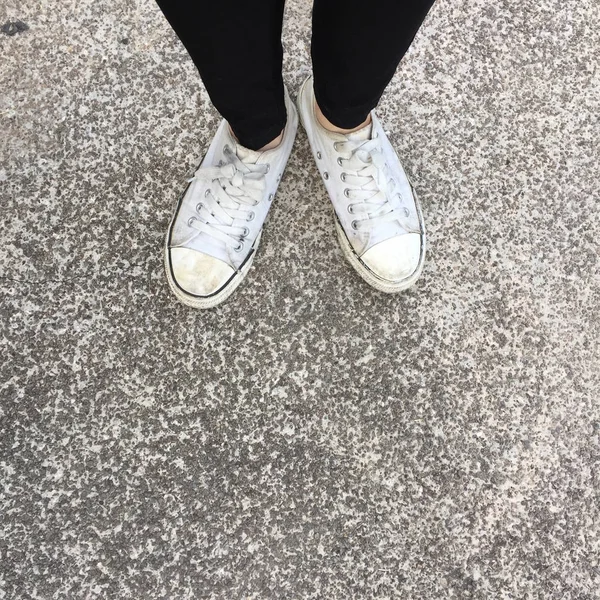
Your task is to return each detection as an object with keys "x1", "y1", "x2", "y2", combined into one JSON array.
[
  {"x1": 223, "y1": 144, "x2": 230, "y2": 153},
  {"x1": 323, "y1": 172, "x2": 329, "y2": 180},
  {"x1": 333, "y1": 142, "x2": 341, "y2": 151},
  {"x1": 241, "y1": 226, "x2": 249, "y2": 238},
  {"x1": 402, "y1": 207, "x2": 410, "y2": 217},
  {"x1": 343, "y1": 188, "x2": 350, "y2": 198},
  {"x1": 205, "y1": 189, "x2": 211, "y2": 198},
  {"x1": 265, "y1": 164, "x2": 270, "y2": 173},
  {"x1": 187, "y1": 216, "x2": 196, "y2": 226},
  {"x1": 234, "y1": 242, "x2": 244, "y2": 252},
  {"x1": 337, "y1": 157, "x2": 343, "y2": 167},
  {"x1": 340, "y1": 173, "x2": 347, "y2": 182},
  {"x1": 316, "y1": 151, "x2": 322, "y2": 159},
  {"x1": 268, "y1": 193, "x2": 274, "y2": 201},
  {"x1": 351, "y1": 220, "x2": 359, "y2": 230},
  {"x1": 247, "y1": 211, "x2": 255, "y2": 221},
  {"x1": 196, "y1": 202, "x2": 203, "y2": 212},
  {"x1": 347, "y1": 205, "x2": 354, "y2": 214}
]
